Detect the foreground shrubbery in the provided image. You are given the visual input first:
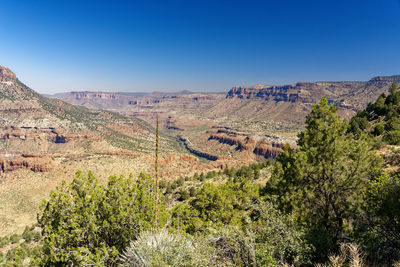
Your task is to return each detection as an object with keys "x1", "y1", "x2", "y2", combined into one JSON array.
[
  {"x1": 266, "y1": 97, "x2": 380, "y2": 262},
  {"x1": 37, "y1": 171, "x2": 168, "y2": 265}
]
